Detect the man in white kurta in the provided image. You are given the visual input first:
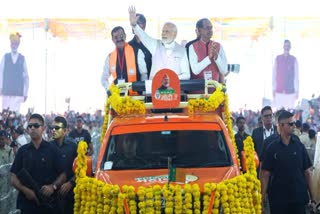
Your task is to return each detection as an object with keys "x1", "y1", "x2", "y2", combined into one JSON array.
[
  {"x1": 188, "y1": 18, "x2": 228, "y2": 84},
  {"x1": 129, "y1": 6, "x2": 190, "y2": 80},
  {"x1": 0, "y1": 33, "x2": 29, "y2": 113}
]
